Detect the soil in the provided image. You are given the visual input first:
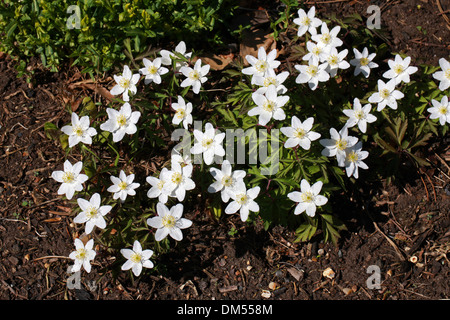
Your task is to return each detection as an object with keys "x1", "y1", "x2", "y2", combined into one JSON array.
[{"x1": 0, "y1": 0, "x2": 449, "y2": 303}]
